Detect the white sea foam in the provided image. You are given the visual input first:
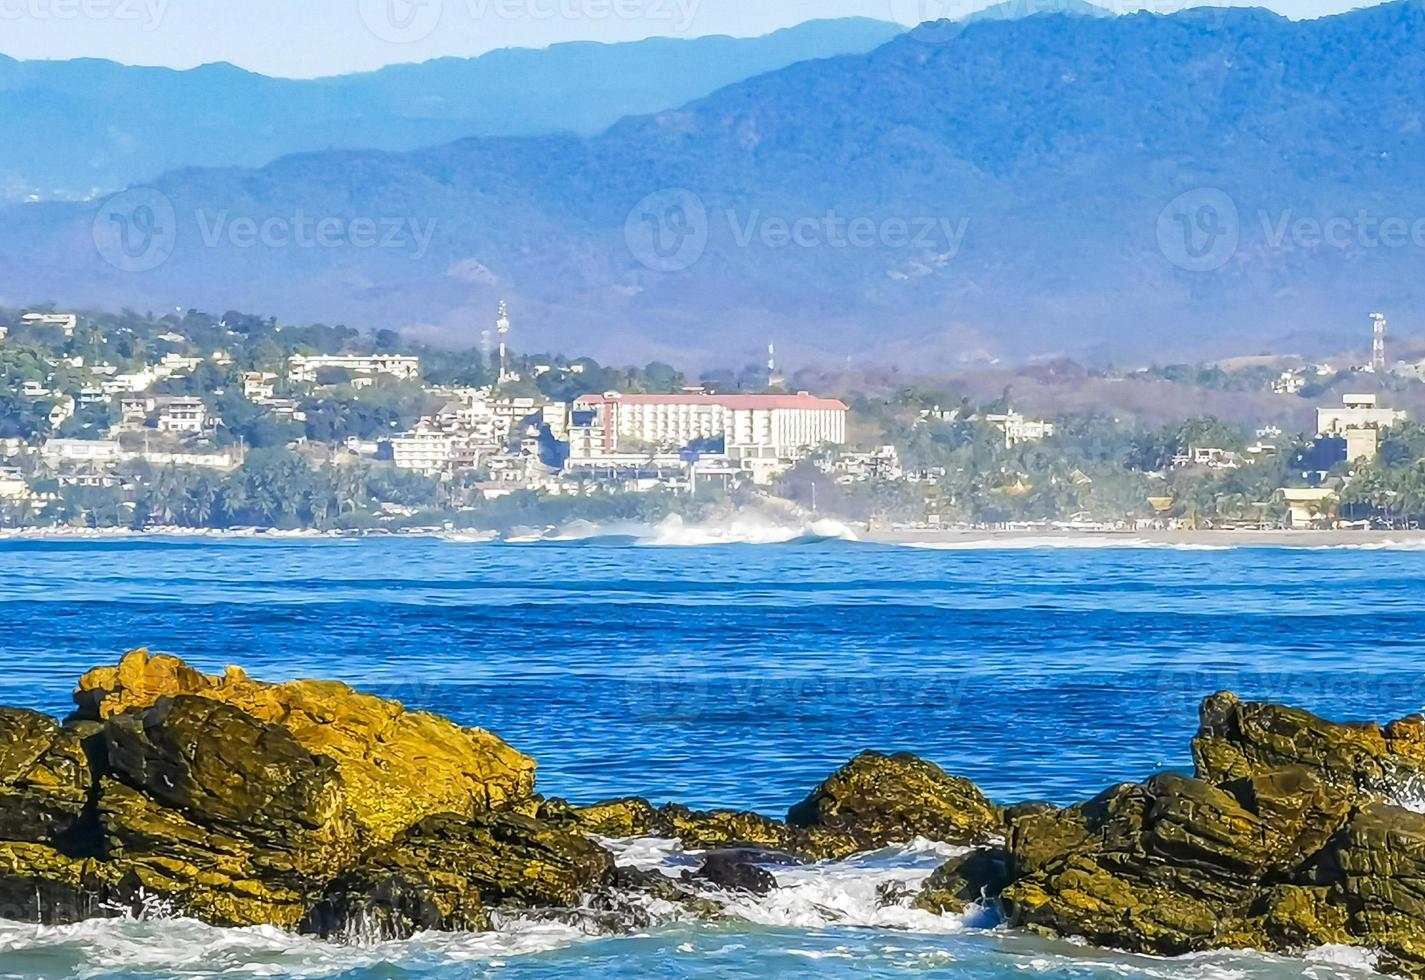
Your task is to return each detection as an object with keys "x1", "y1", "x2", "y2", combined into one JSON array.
[
  {"x1": 497, "y1": 513, "x2": 860, "y2": 547},
  {"x1": 0, "y1": 838, "x2": 1385, "y2": 978}
]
